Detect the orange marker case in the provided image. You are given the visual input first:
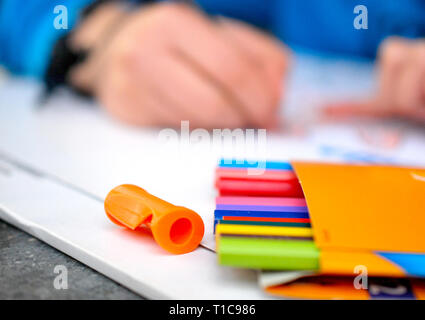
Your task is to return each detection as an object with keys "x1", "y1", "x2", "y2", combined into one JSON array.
[
  {"x1": 292, "y1": 161, "x2": 425, "y2": 276},
  {"x1": 264, "y1": 162, "x2": 425, "y2": 299}
]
